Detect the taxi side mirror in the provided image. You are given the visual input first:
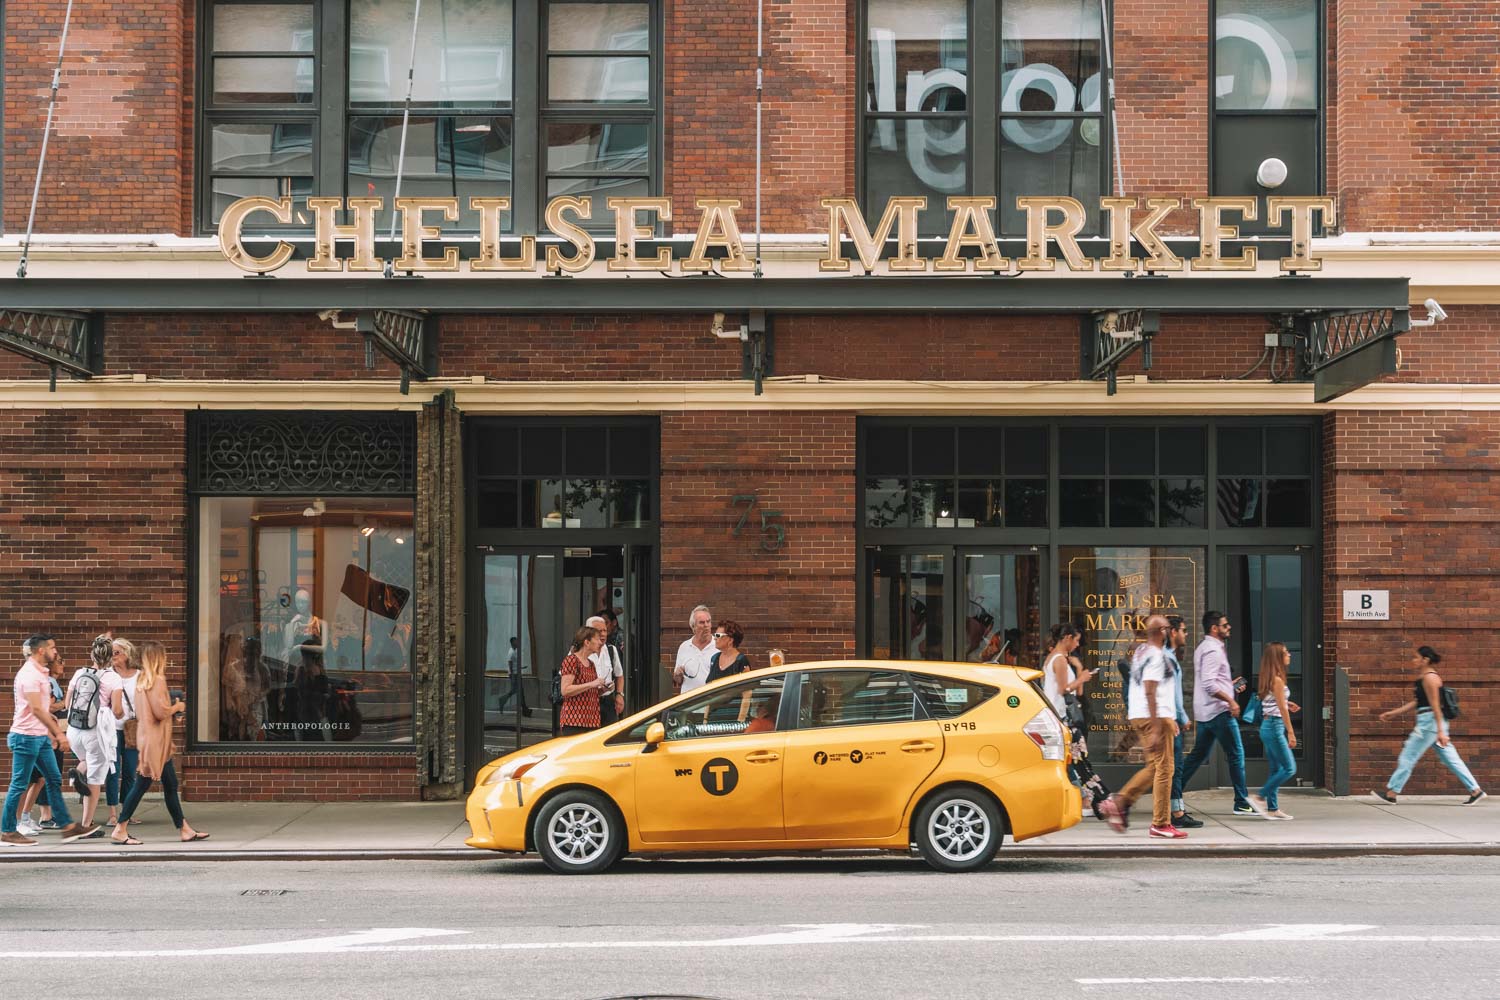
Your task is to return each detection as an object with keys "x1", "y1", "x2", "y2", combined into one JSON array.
[{"x1": 643, "y1": 722, "x2": 665, "y2": 752}]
